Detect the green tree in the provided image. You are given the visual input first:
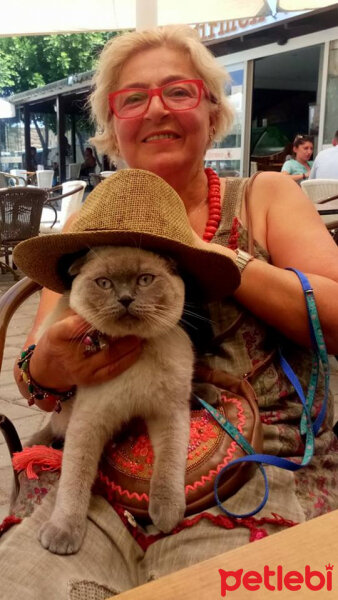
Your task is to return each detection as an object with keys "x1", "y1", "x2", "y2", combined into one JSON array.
[
  {"x1": 0, "y1": 32, "x2": 118, "y2": 96},
  {"x1": 0, "y1": 32, "x2": 119, "y2": 168}
]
